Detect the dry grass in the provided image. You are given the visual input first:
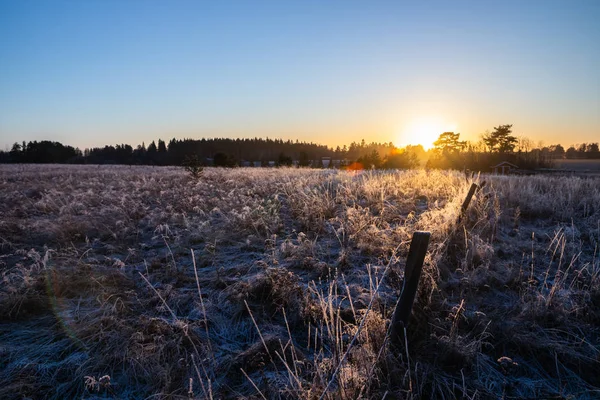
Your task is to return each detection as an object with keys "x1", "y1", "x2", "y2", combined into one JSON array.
[{"x1": 0, "y1": 164, "x2": 599, "y2": 399}]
